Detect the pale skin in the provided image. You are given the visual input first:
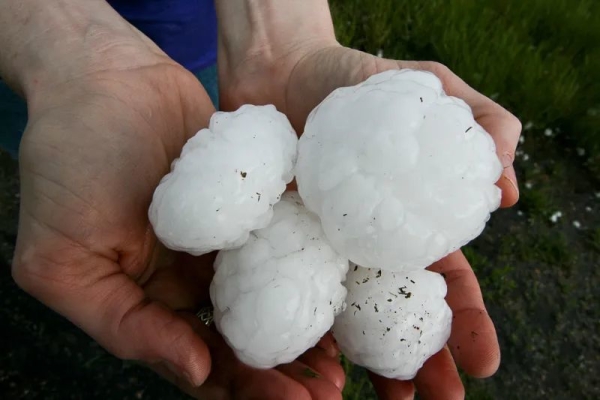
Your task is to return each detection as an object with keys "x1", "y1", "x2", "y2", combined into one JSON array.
[{"x1": 0, "y1": 0, "x2": 521, "y2": 399}]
